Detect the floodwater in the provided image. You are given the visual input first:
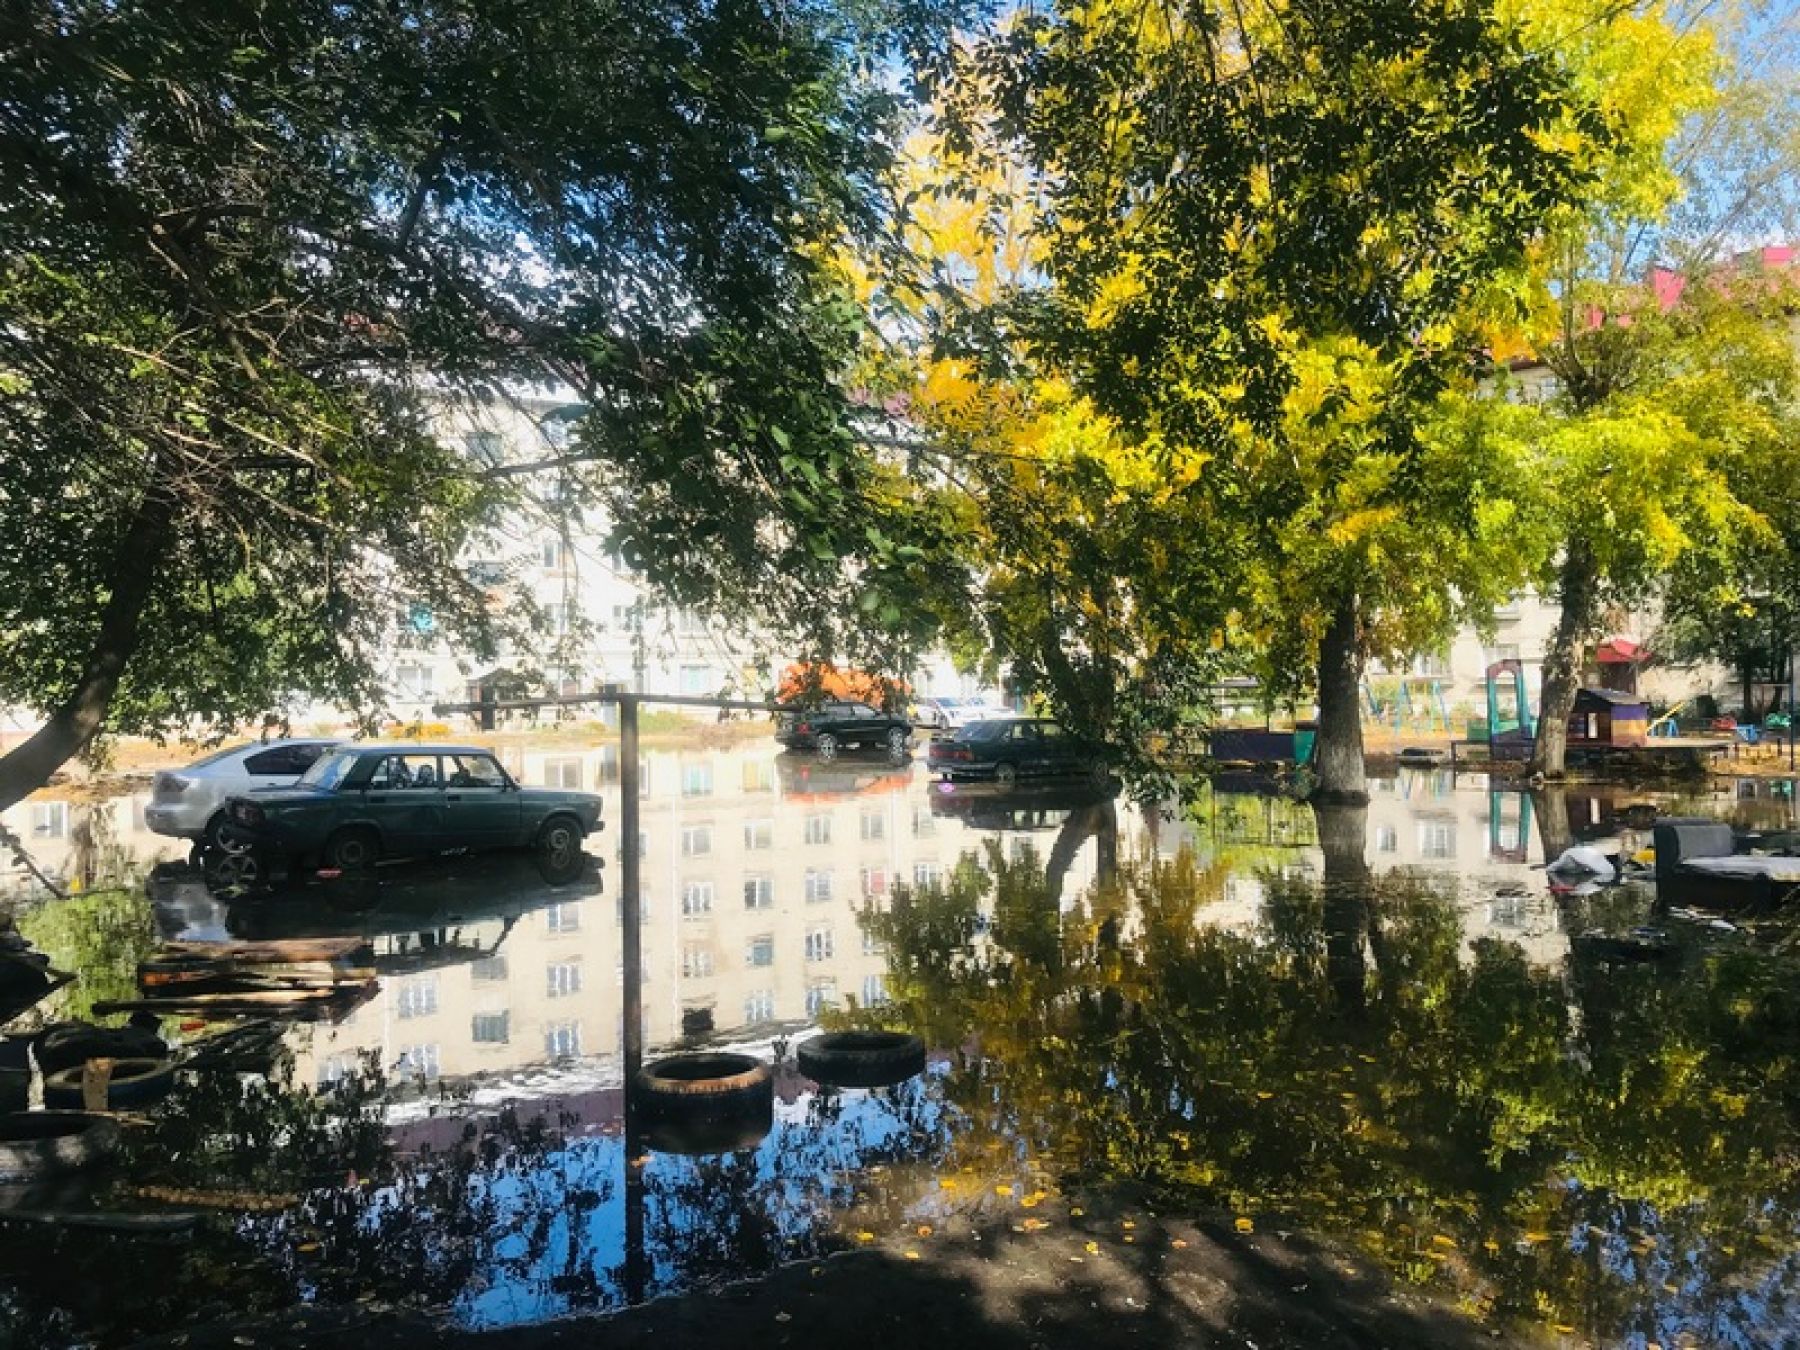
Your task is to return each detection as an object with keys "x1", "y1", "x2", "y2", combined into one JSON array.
[{"x1": 1, "y1": 740, "x2": 1798, "y2": 1348}]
